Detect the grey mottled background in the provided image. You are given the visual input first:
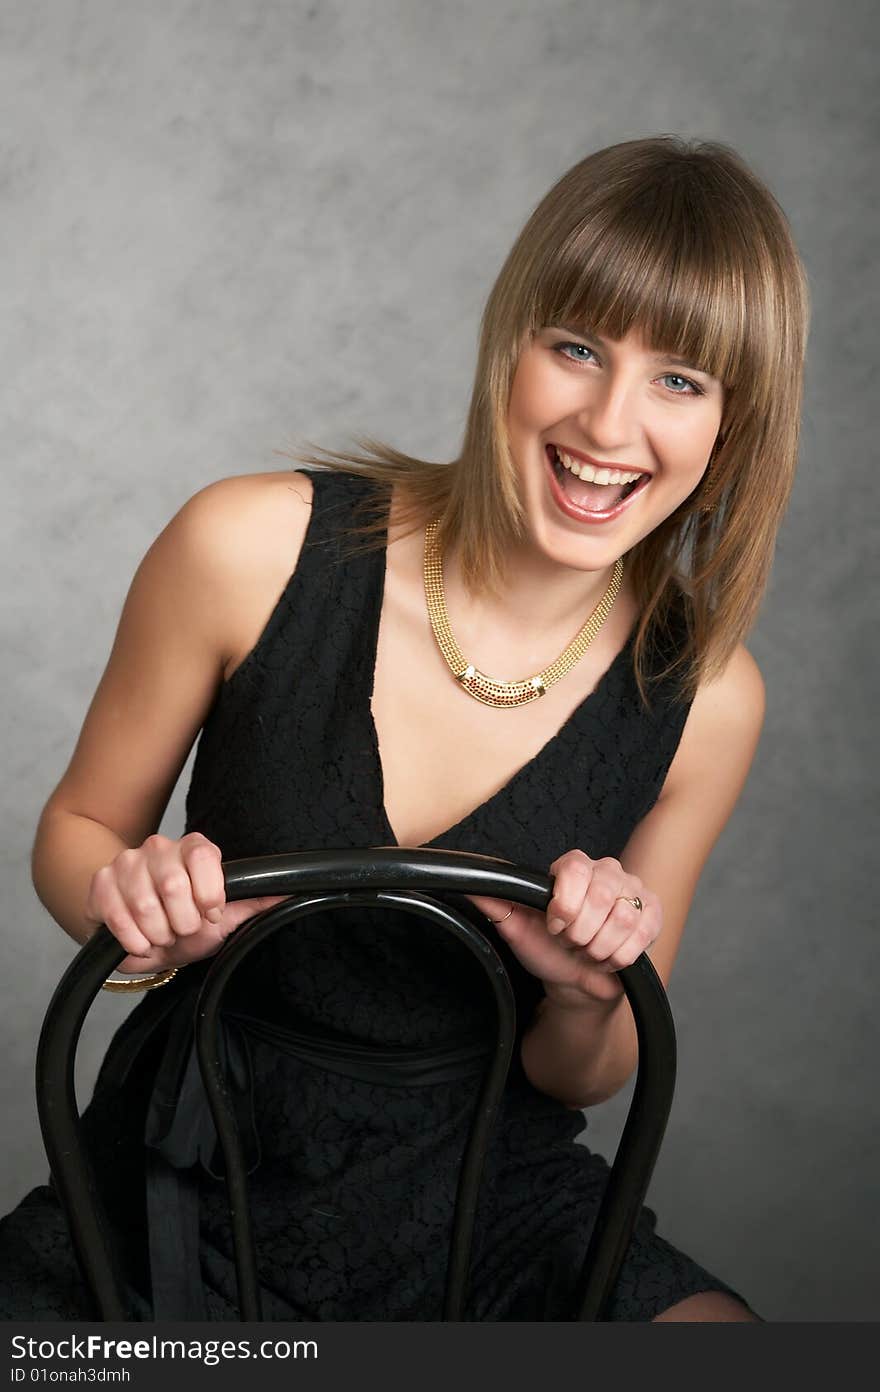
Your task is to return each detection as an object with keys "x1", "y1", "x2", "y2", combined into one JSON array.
[{"x1": 2, "y1": 0, "x2": 878, "y2": 1322}]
